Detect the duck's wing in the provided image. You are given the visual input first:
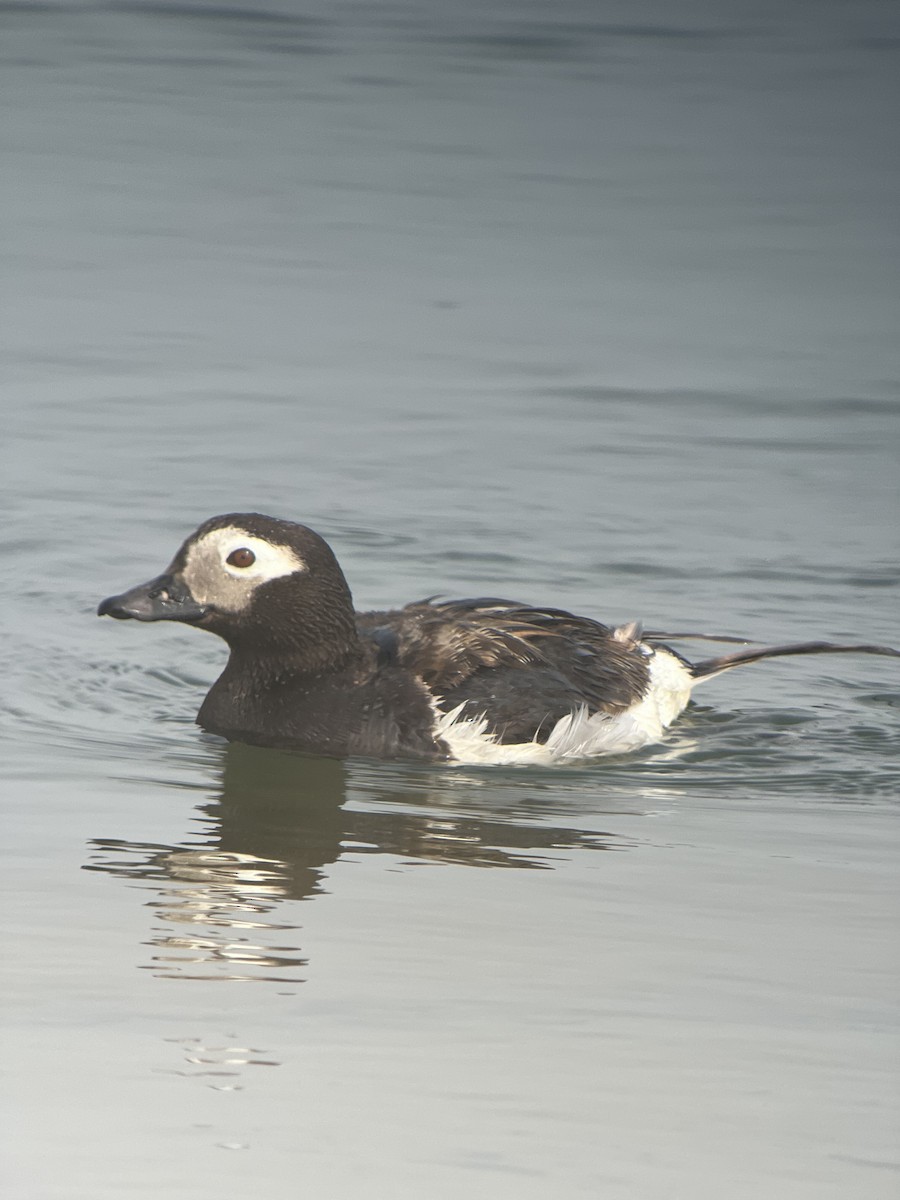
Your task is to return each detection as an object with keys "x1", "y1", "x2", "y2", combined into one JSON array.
[
  {"x1": 358, "y1": 598, "x2": 547, "y2": 689},
  {"x1": 357, "y1": 598, "x2": 651, "y2": 714}
]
